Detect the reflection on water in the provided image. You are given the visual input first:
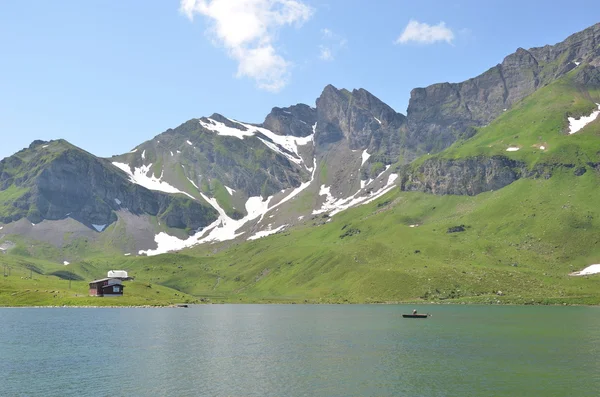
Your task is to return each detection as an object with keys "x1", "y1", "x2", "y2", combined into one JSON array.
[{"x1": 1, "y1": 305, "x2": 599, "y2": 396}]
